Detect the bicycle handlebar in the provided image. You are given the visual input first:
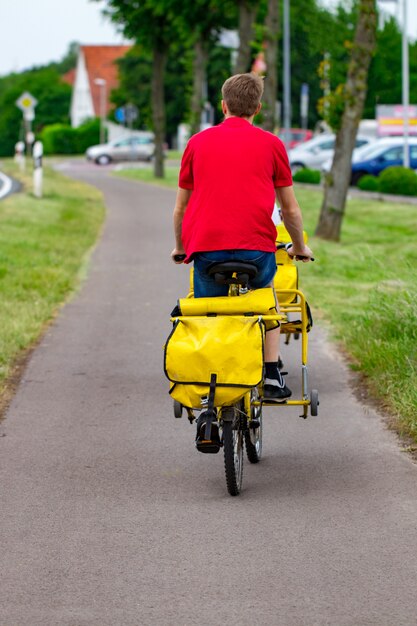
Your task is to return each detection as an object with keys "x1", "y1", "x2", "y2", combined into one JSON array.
[
  {"x1": 173, "y1": 254, "x2": 187, "y2": 262},
  {"x1": 276, "y1": 242, "x2": 314, "y2": 262}
]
